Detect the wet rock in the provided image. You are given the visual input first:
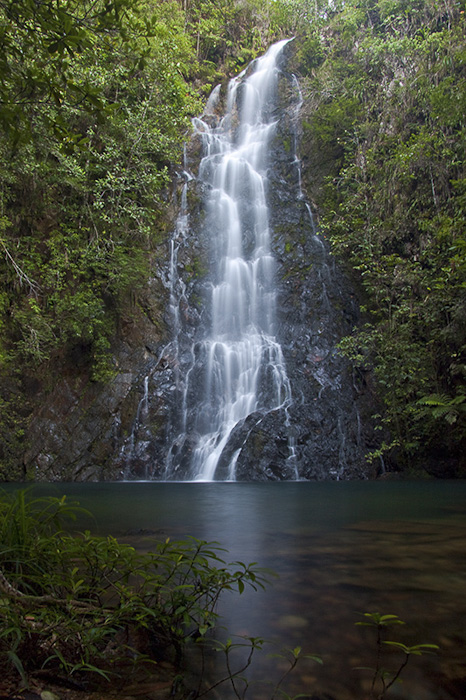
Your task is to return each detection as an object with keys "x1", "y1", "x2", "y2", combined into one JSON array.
[
  {"x1": 22, "y1": 286, "x2": 175, "y2": 480},
  {"x1": 19, "y1": 43, "x2": 383, "y2": 483}
]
